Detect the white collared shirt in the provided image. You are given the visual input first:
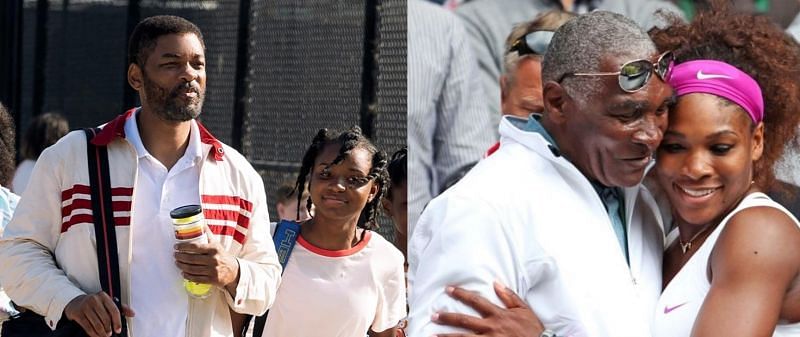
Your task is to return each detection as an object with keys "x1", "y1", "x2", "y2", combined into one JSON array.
[{"x1": 125, "y1": 110, "x2": 204, "y2": 337}]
